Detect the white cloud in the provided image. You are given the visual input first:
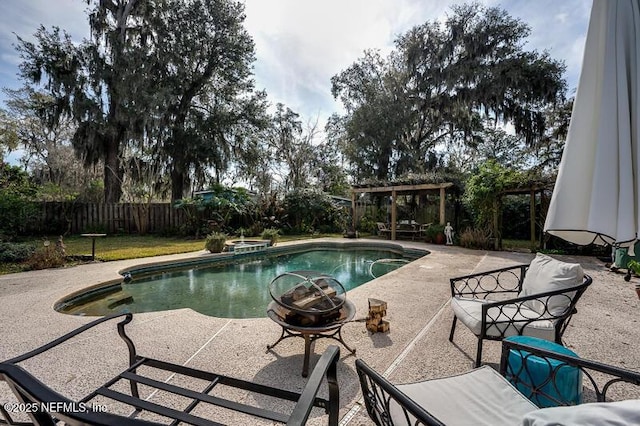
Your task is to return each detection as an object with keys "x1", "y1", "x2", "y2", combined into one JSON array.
[{"x1": 0, "y1": 0, "x2": 592, "y2": 121}]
